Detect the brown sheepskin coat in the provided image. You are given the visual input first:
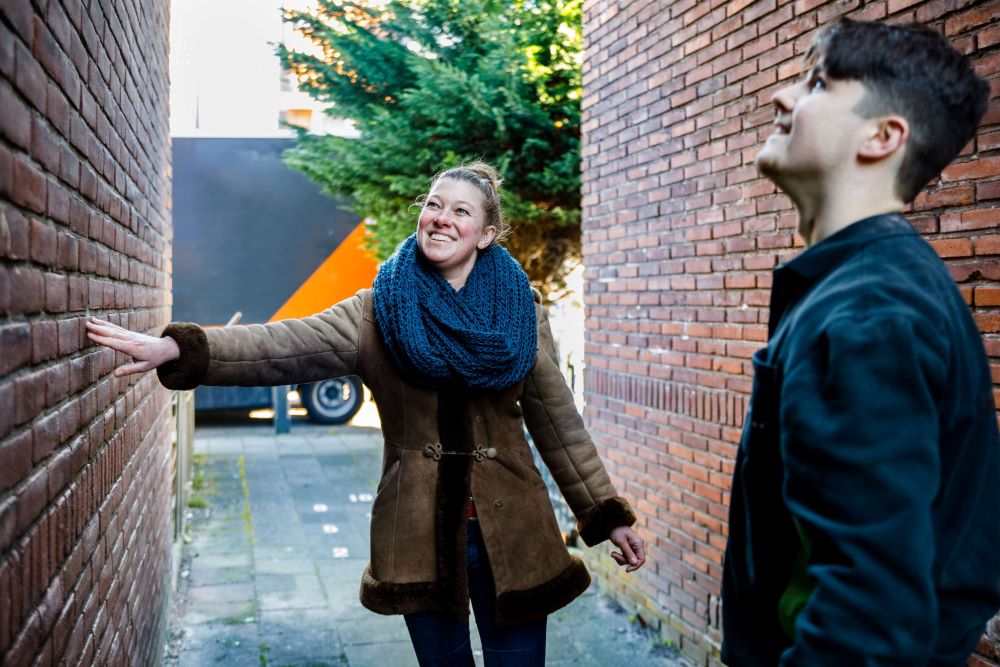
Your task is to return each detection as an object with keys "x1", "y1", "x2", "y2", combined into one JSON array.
[{"x1": 157, "y1": 288, "x2": 636, "y2": 625}]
